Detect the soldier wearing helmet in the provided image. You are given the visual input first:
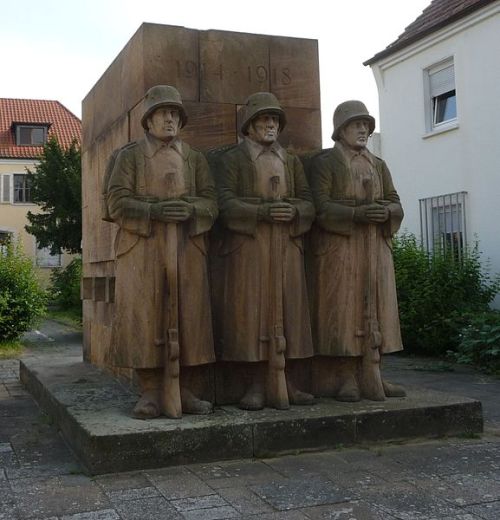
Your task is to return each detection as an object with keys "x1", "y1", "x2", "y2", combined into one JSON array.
[
  {"x1": 308, "y1": 100, "x2": 405, "y2": 402},
  {"x1": 106, "y1": 85, "x2": 218, "y2": 419},
  {"x1": 215, "y1": 92, "x2": 315, "y2": 411}
]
